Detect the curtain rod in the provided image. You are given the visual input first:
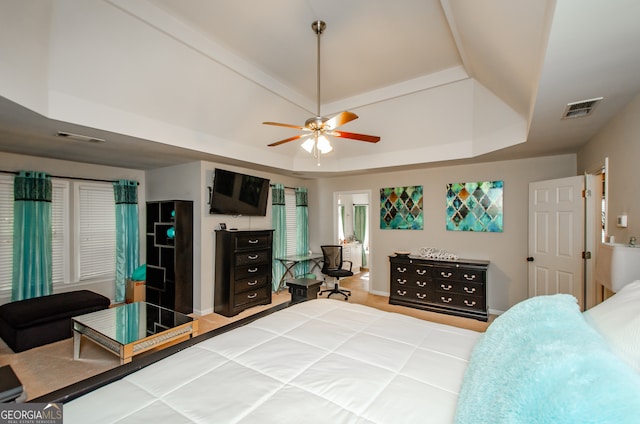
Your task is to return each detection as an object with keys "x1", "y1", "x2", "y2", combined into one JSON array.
[
  {"x1": 270, "y1": 184, "x2": 296, "y2": 190},
  {"x1": 0, "y1": 170, "x2": 139, "y2": 185}
]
